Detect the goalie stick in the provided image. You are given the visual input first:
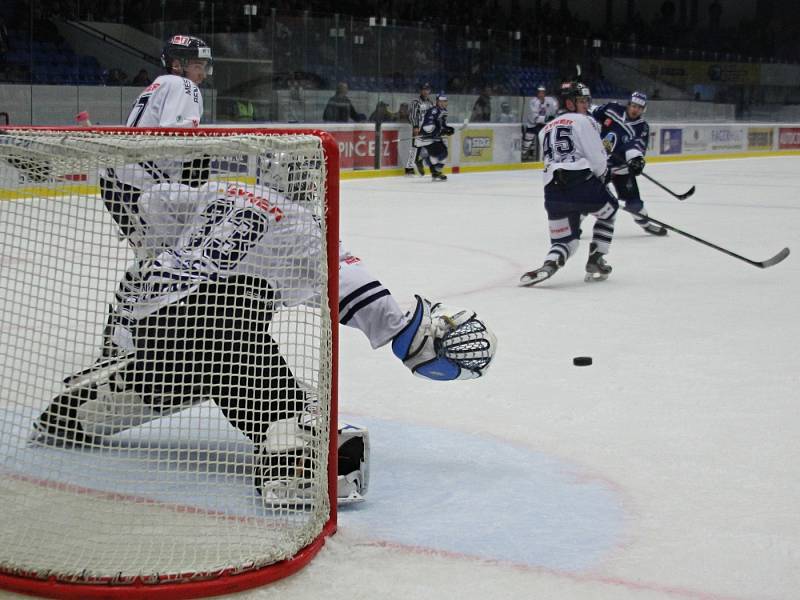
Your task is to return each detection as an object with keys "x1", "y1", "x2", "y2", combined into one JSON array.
[
  {"x1": 626, "y1": 207, "x2": 789, "y2": 269},
  {"x1": 641, "y1": 172, "x2": 695, "y2": 200}
]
